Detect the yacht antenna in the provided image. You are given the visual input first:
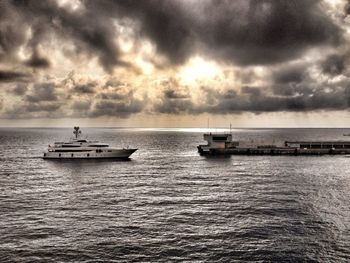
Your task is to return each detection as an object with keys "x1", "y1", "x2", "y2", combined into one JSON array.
[{"x1": 73, "y1": 126, "x2": 81, "y2": 139}]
